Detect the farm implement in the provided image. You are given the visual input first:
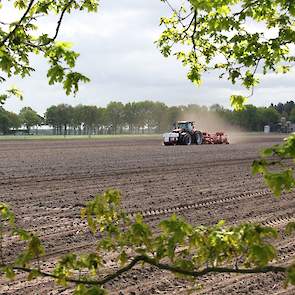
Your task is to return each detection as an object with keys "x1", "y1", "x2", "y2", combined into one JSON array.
[{"x1": 163, "y1": 121, "x2": 229, "y2": 146}]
